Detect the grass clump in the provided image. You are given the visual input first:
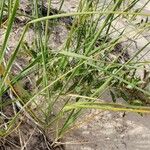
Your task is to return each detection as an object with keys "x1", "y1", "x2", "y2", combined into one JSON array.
[{"x1": 0, "y1": 0, "x2": 150, "y2": 148}]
